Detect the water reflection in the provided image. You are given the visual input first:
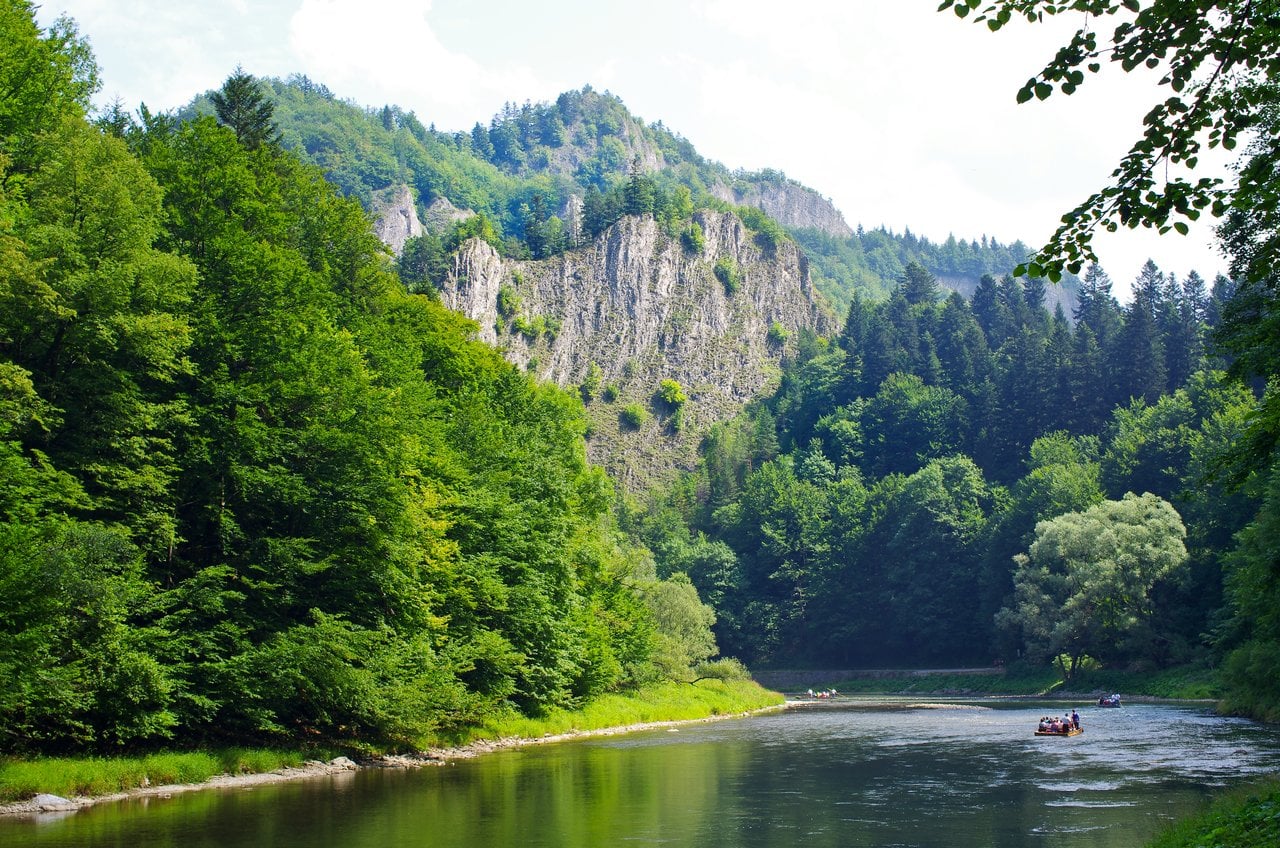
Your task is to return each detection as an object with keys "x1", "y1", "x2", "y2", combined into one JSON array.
[{"x1": 4, "y1": 702, "x2": 1279, "y2": 848}]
